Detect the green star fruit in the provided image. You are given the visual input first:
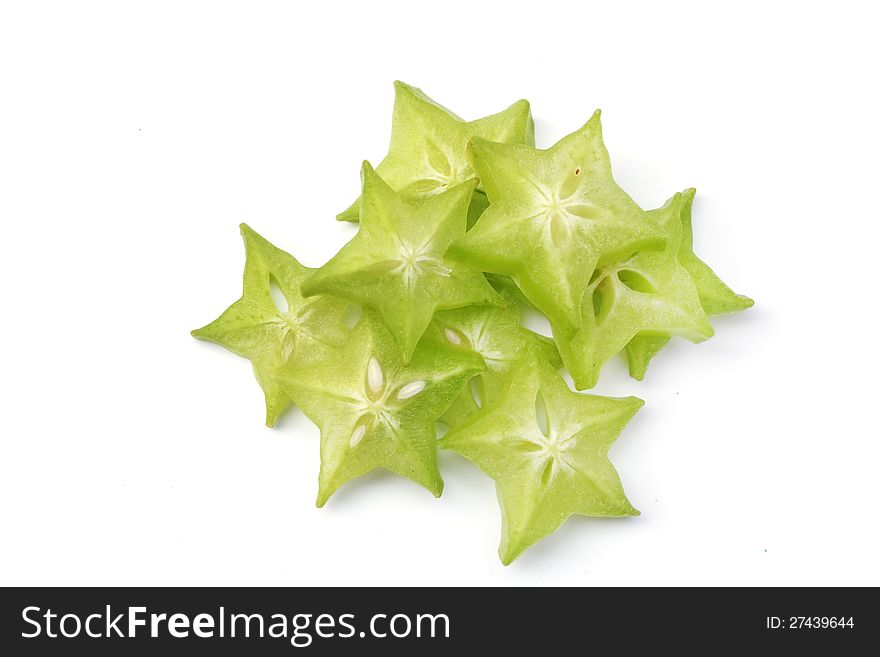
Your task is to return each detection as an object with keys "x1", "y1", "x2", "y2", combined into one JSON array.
[
  {"x1": 625, "y1": 188, "x2": 754, "y2": 379},
  {"x1": 192, "y1": 224, "x2": 349, "y2": 427},
  {"x1": 439, "y1": 353, "x2": 643, "y2": 565},
  {"x1": 448, "y1": 110, "x2": 667, "y2": 333},
  {"x1": 336, "y1": 81, "x2": 534, "y2": 226},
  {"x1": 303, "y1": 161, "x2": 503, "y2": 363},
  {"x1": 276, "y1": 311, "x2": 482, "y2": 507},
  {"x1": 425, "y1": 279, "x2": 561, "y2": 427},
  {"x1": 552, "y1": 193, "x2": 714, "y2": 390}
]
